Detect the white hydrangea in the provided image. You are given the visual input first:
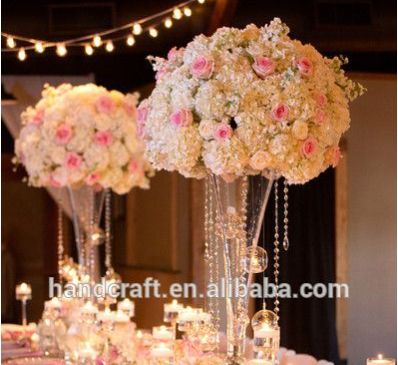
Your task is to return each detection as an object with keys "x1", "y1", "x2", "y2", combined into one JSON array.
[
  {"x1": 15, "y1": 83, "x2": 153, "y2": 193},
  {"x1": 141, "y1": 18, "x2": 365, "y2": 184}
]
